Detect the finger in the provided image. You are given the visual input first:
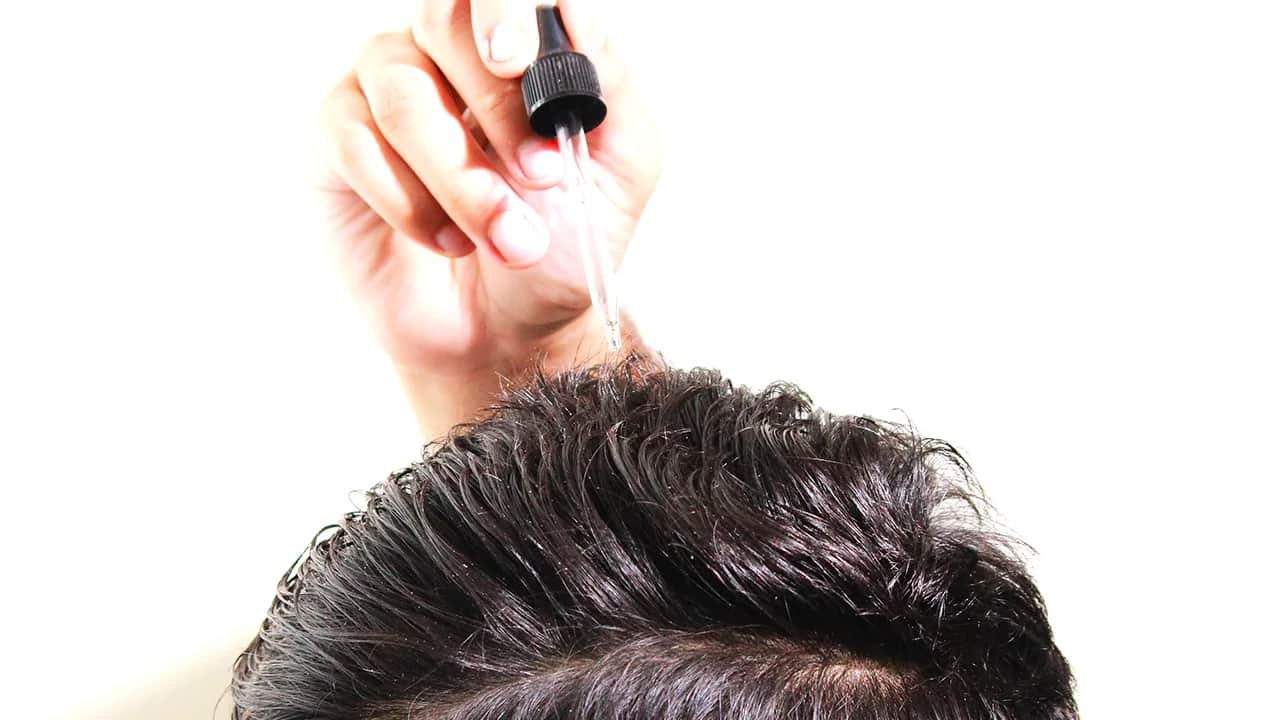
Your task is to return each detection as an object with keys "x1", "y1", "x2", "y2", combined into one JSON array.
[
  {"x1": 321, "y1": 73, "x2": 475, "y2": 258},
  {"x1": 469, "y1": 0, "x2": 539, "y2": 78},
  {"x1": 414, "y1": 1, "x2": 564, "y2": 191},
  {"x1": 356, "y1": 31, "x2": 550, "y2": 267},
  {"x1": 557, "y1": 0, "x2": 663, "y2": 218}
]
